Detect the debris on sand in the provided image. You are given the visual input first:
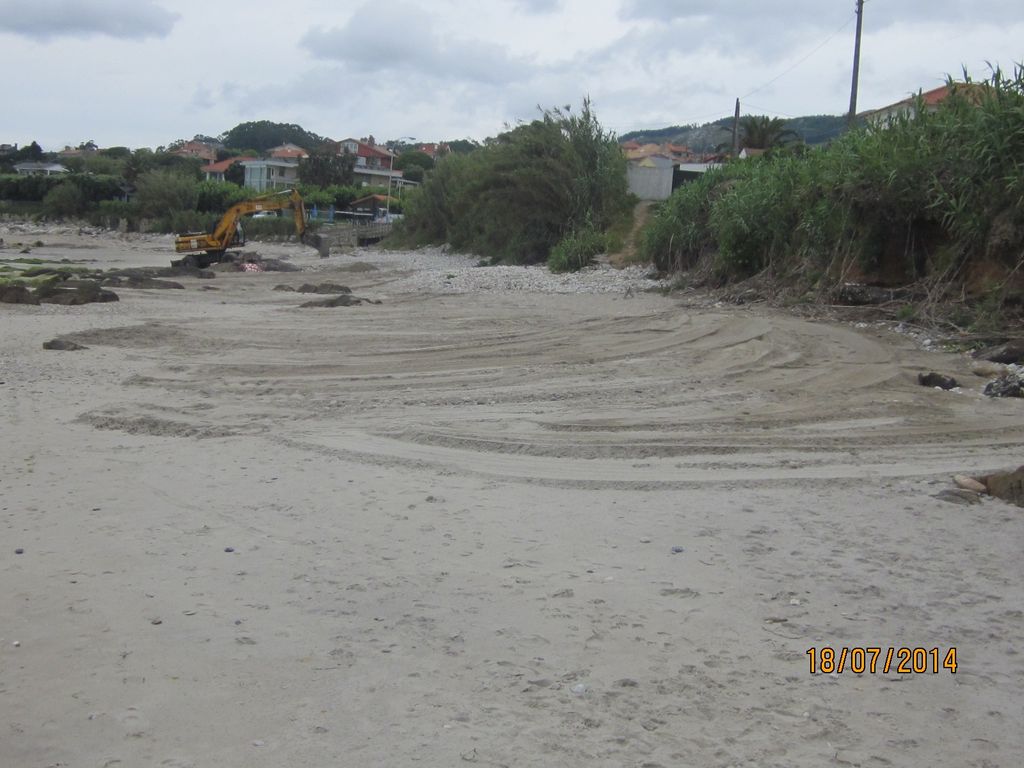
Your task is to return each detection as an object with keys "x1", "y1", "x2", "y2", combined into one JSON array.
[
  {"x1": 43, "y1": 338, "x2": 88, "y2": 351},
  {"x1": 297, "y1": 282, "x2": 352, "y2": 294},
  {"x1": 917, "y1": 372, "x2": 958, "y2": 390},
  {"x1": 299, "y1": 294, "x2": 380, "y2": 308},
  {"x1": 983, "y1": 371, "x2": 1023, "y2": 398},
  {"x1": 273, "y1": 285, "x2": 295, "y2": 292}
]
